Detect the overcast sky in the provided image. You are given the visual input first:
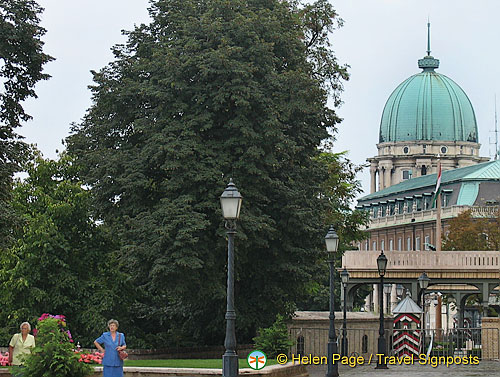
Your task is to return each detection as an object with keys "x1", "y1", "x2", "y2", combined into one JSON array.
[{"x1": 19, "y1": 0, "x2": 500, "y2": 197}]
